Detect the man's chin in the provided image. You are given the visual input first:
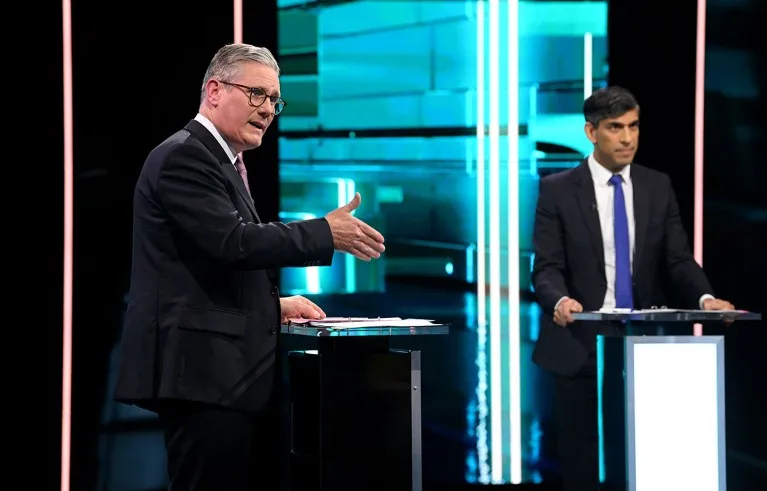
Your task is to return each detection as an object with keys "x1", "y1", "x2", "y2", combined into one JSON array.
[{"x1": 245, "y1": 136, "x2": 262, "y2": 150}]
